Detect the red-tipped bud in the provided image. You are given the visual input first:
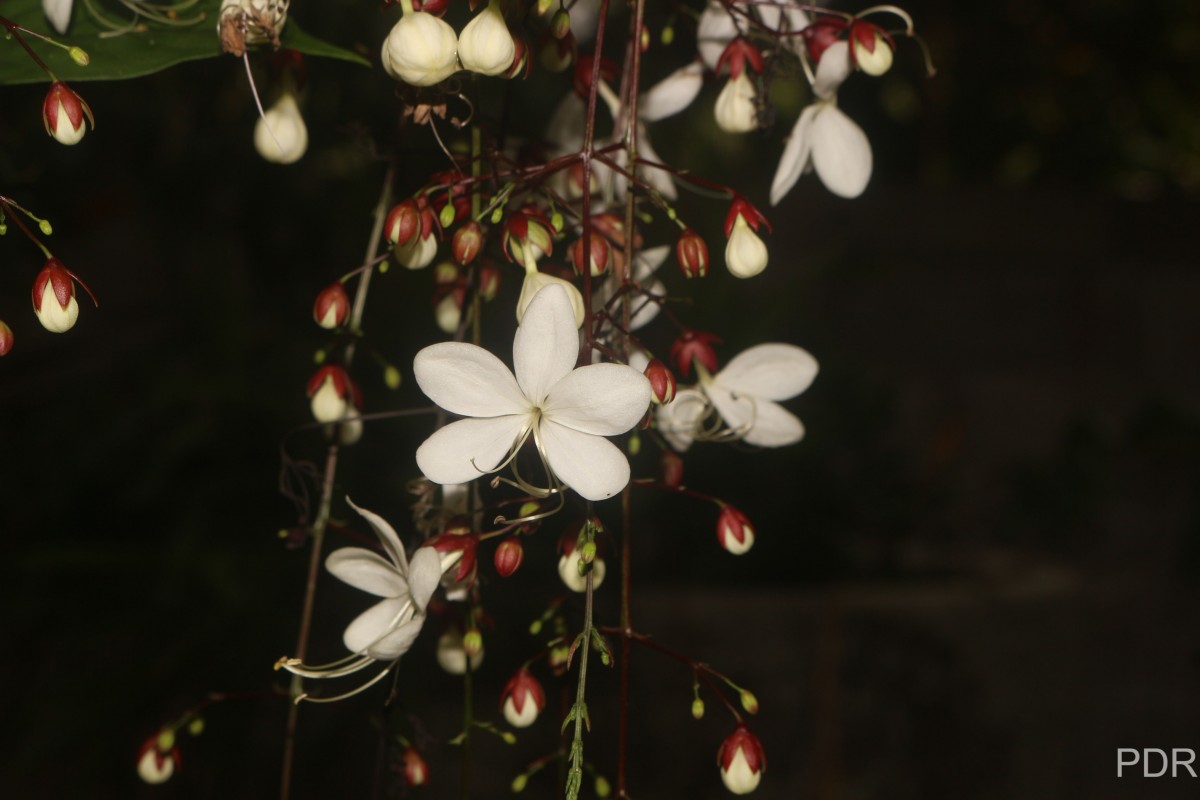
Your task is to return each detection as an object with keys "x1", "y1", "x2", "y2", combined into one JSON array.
[
  {"x1": 573, "y1": 54, "x2": 619, "y2": 98},
  {"x1": 32, "y1": 258, "x2": 80, "y2": 333},
  {"x1": 426, "y1": 532, "x2": 479, "y2": 584},
  {"x1": 643, "y1": 359, "x2": 677, "y2": 405},
  {"x1": 136, "y1": 731, "x2": 180, "y2": 785},
  {"x1": 723, "y1": 197, "x2": 771, "y2": 238},
  {"x1": 715, "y1": 38, "x2": 765, "y2": 79},
  {"x1": 478, "y1": 264, "x2": 502, "y2": 301},
  {"x1": 570, "y1": 233, "x2": 611, "y2": 277},
  {"x1": 452, "y1": 221, "x2": 484, "y2": 266},
  {"x1": 493, "y1": 537, "x2": 524, "y2": 577},
  {"x1": 500, "y1": 668, "x2": 546, "y2": 728},
  {"x1": 670, "y1": 330, "x2": 721, "y2": 377},
  {"x1": 0, "y1": 321, "x2": 12, "y2": 356},
  {"x1": 502, "y1": 207, "x2": 554, "y2": 262},
  {"x1": 848, "y1": 19, "x2": 895, "y2": 76},
  {"x1": 412, "y1": 0, "x2": 449, "y2": 16},
  {"x1": 717, "y1": 725, "x2": 766, "y2": 794},
  {"x1": 716, "y1": 505, "x2": 754, "y2": 555},
  {"x1": 306, "y1": 365, "x2": 361, "y2": 423},
  {"x1": 675, "y1": 228, "x2": 709, "y2": 278},
  {"x1": 400, "y1": 746, "x2": 429, "y2": 786},
  {"x1": 313, "y1": 282, "x2": 350, "y2": 329},
  {"x1": 660, "y1": 449, "x2": 684, "y2": 488},
  {"x1": 505, "y1": 32, "x2": 533, "y2": 79},
  {"x1": 43, "y1": 81, "x2": 94, "y2": 146},
  {"x1": 385, "y1": 199, "x2": 421, "y2": 246},
  {"x1": 802, "y1": 16, "x2": 848, "y2": 64}
]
